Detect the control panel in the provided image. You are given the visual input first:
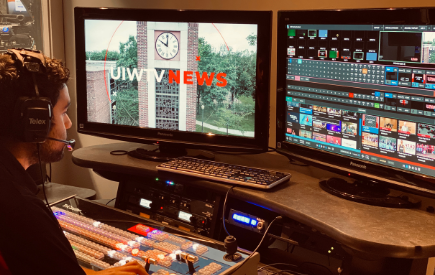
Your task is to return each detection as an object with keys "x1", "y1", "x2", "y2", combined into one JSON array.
[
  {"x1": 51, "y1": 197, "x2": 259, "y2": 275},
  {"x1": 116, "y1": 177, "x2": 222, "y2": 238}
]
